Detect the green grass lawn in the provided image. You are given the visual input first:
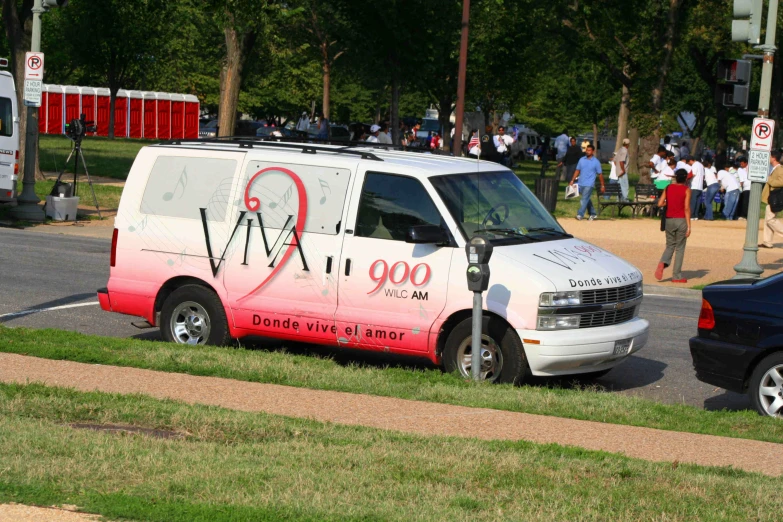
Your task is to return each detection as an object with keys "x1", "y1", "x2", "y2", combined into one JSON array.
[
  {"x1": 2, "y1": 326, "x2": 781, "y2": 444},
  {"x1": 0, "y1": 382, "x2": 778, "y2": 522},
  {"x1": 28, "y1": 179, "x2": 124, "y2": 210},
  {"x1": 39, "y1": 135, "x2": 151, "y2": 180}
]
